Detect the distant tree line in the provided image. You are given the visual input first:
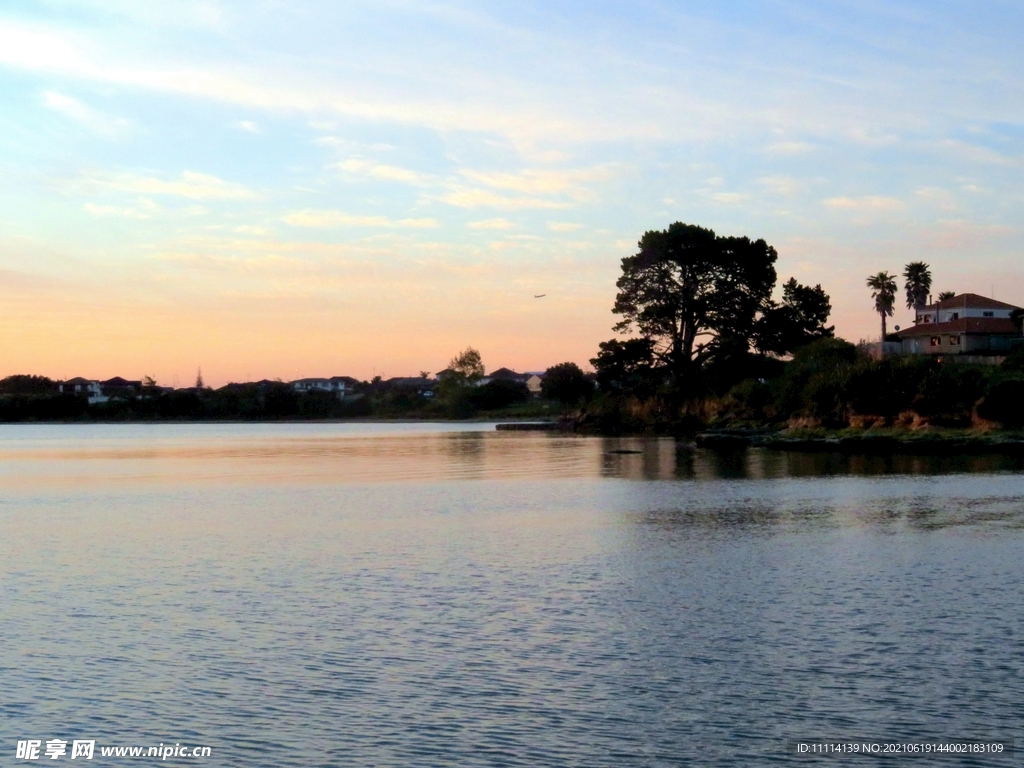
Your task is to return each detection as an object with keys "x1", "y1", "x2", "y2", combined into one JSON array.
[{"x1": 0, "y1": 349, "x2": 578, "y2": 422}]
